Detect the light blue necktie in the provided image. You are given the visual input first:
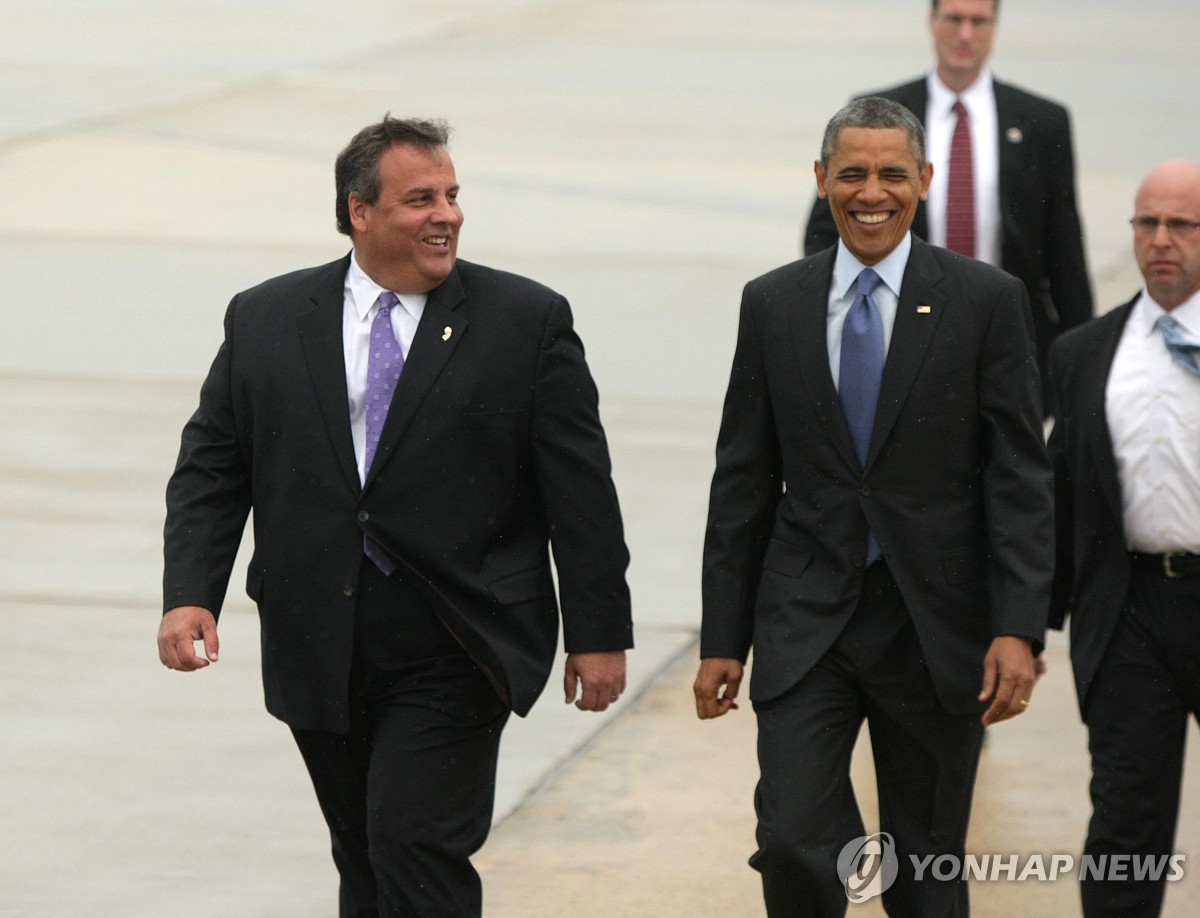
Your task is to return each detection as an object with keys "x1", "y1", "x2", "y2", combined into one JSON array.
[
  {"x1": 840, "y1": 268, "x2": 885, "y2": 564},
  {"x1": 1158, "y1": 313, "x2": 1200, "y2": 376},
  {"x1": 363, "y1": 291, "x2": 405, "y2": 574}
]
